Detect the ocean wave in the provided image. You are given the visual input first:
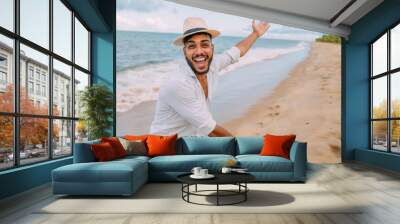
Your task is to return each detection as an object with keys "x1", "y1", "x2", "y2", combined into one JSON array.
[{"x1": 116, "y1": 42, "x2": 308, "y2": 113}]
